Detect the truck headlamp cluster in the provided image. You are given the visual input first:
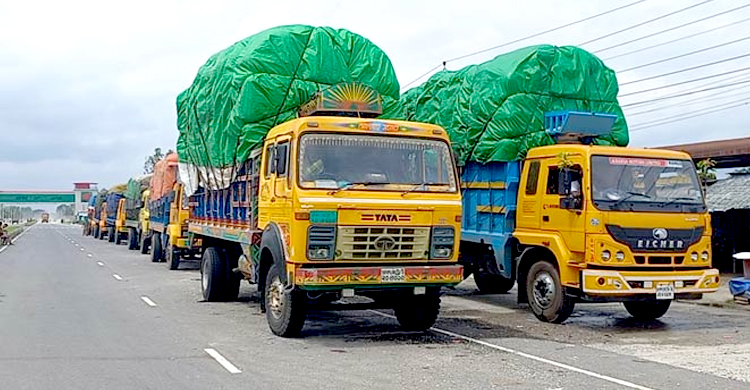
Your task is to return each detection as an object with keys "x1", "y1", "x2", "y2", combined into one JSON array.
[
  {"x1": 431, "y1": 227, "x2": 454, "y2": 259},
  {"x1": 601, "y1": 250, "x2": 611, "y2": 261},
  {"x1": 307, "y1": 226, "x2": 336, "y2": 260},
  {"x1": 701, "y1": 251, "x2": 709, "y2": 261},
  {"x1": 691, "y1": 252, "x2": 699, "y2": 262}
]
